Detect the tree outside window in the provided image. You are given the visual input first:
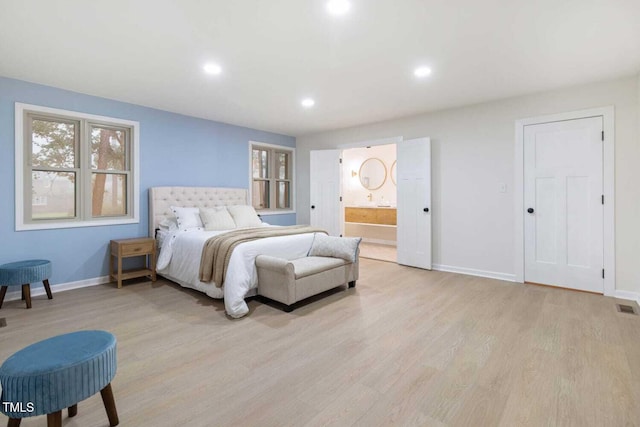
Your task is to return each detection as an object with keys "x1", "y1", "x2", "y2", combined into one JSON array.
[{"x1": 21, "y1": 105, "x2": 137, "y2": 228}]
